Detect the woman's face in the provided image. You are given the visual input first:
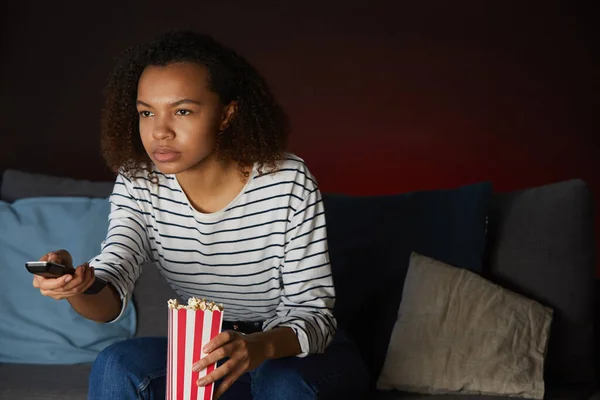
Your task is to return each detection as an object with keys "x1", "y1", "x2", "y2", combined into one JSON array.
[{"x1": 136, "y1": 62, "x2": 235, "y2": 175}]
